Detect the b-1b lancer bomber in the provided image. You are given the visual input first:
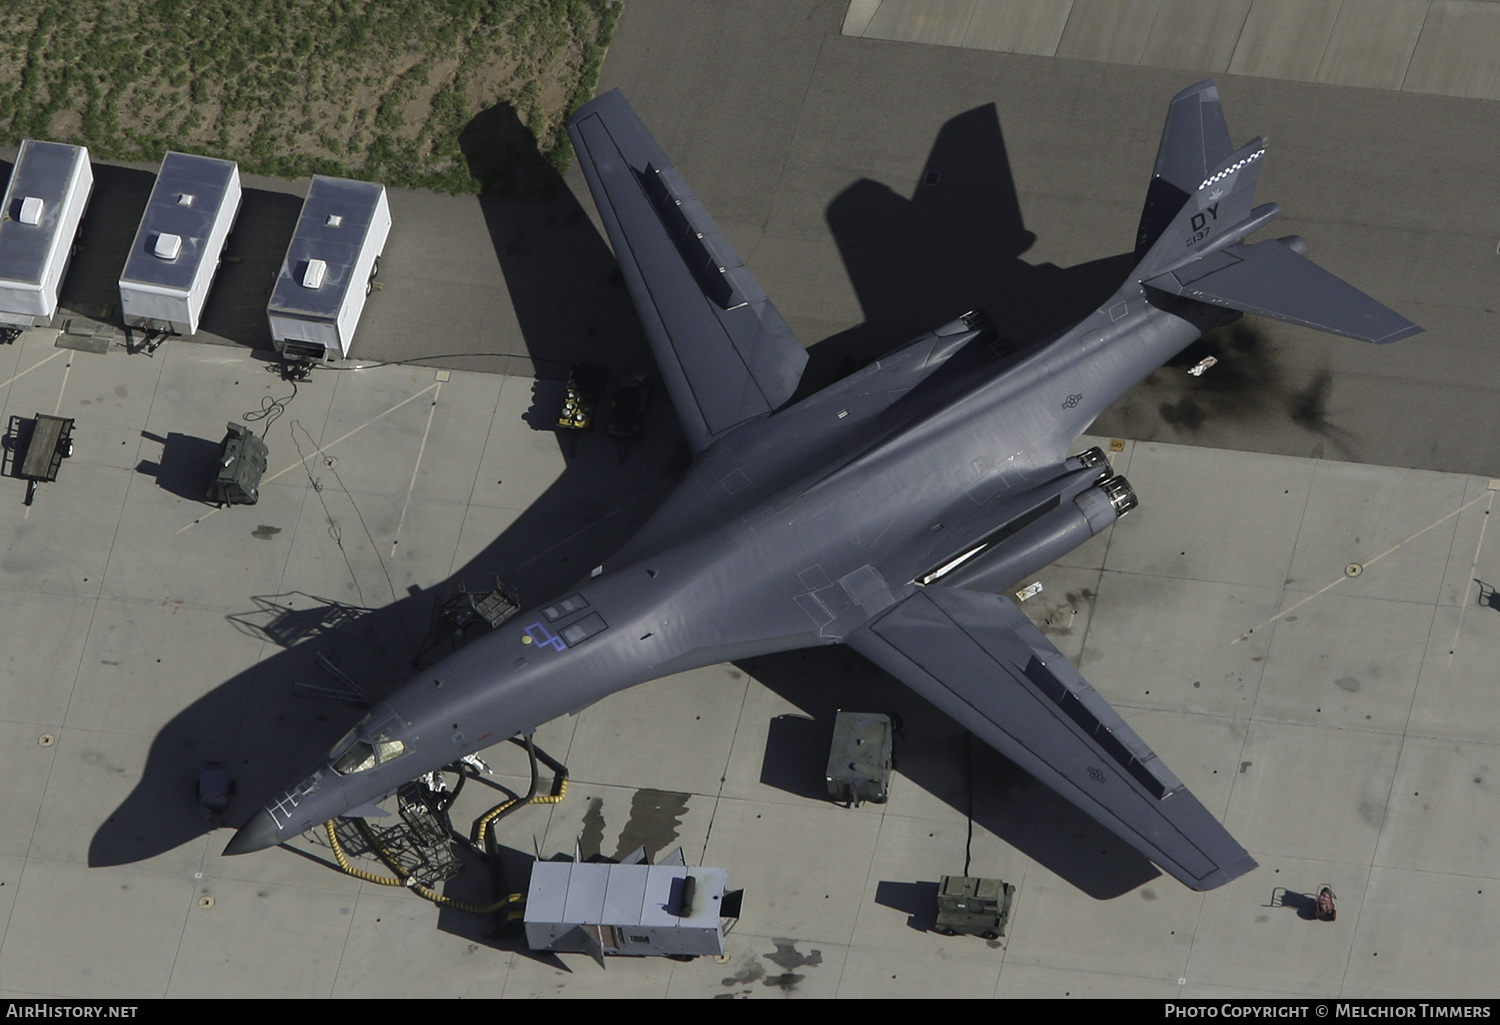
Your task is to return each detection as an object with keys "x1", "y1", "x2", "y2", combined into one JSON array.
[{"x1": 228, "y1": 81, "x2": 1419, "y2": 892}]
